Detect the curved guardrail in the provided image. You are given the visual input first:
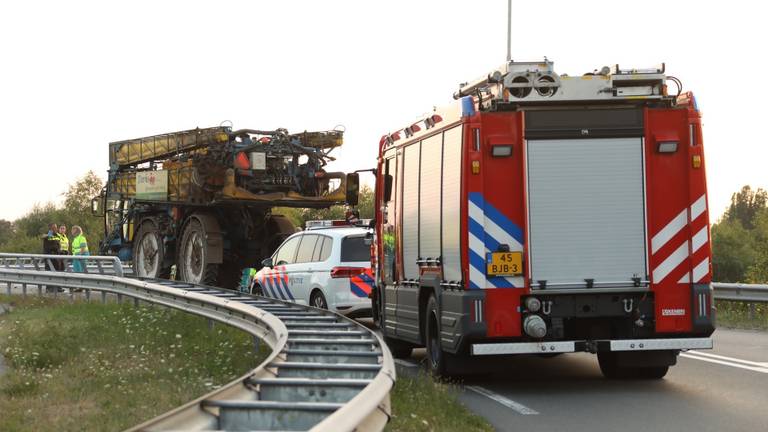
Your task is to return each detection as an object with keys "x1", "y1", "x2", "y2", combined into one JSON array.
[{"x1": 0, "y1": 263, "x2": 395, "y2": 431}]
